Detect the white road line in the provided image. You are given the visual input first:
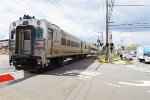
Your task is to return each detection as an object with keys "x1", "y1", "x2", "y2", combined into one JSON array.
[
  {"x1": 147, "y1": 91, "x2": 150, "y2": 93},
  {"x1": 63, "y1": 70, "x2": 101, "y2": 80},
  {"x1": 106, "y1": 83, "x2": 120, "y2": 87},
  {"x1": 119, "y1": 81, "x2": 150, "y2": 87}
]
